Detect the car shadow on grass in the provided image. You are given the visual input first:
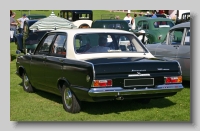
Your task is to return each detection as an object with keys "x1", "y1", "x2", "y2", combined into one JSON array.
[
  {"x1": 11, "y1": 54, "x2": 16, "y2": 61},
  {"x1": 29, "y1": 89, "x2": 176, "y2": 115},
  {"x1": 17, "y1": 82, "x2": 179, "y2": 114},
  {"x1": 182, "y1": 81, "x2": 190, "y2": 88},
  {"x1": 80, "y1": 98, "x2": 176, "y2": 115}
]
